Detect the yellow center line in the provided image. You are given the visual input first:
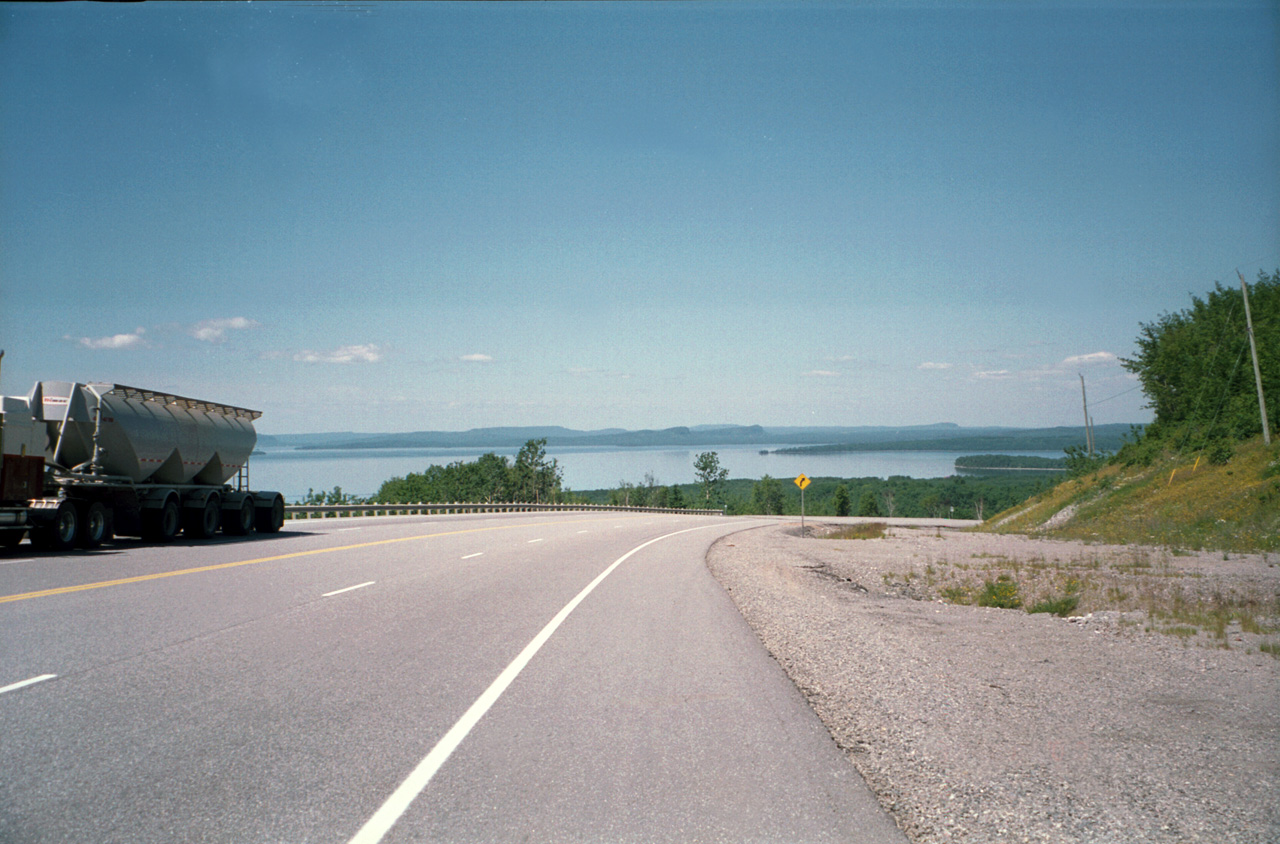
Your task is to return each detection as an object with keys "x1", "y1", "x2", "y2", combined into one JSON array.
[{"x1": 0, "y1": 517, "x2": 614, "y2": 605}]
